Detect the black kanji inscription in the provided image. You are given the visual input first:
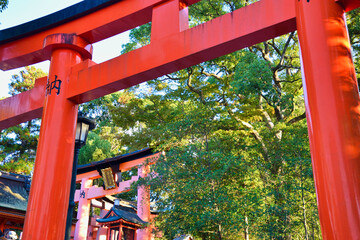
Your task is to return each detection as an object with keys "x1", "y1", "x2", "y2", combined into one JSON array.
[
  {"x1": 80, "y1": 190, "x2": 86, "y2": 198},
  {"x1": 46, "y1": 75, "x2": 62, "y2": 96}
]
